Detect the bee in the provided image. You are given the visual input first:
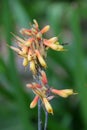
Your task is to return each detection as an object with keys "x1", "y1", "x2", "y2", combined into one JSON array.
[{"x1": 61, "y1": 42, "x2": 69, "y2": 46}]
